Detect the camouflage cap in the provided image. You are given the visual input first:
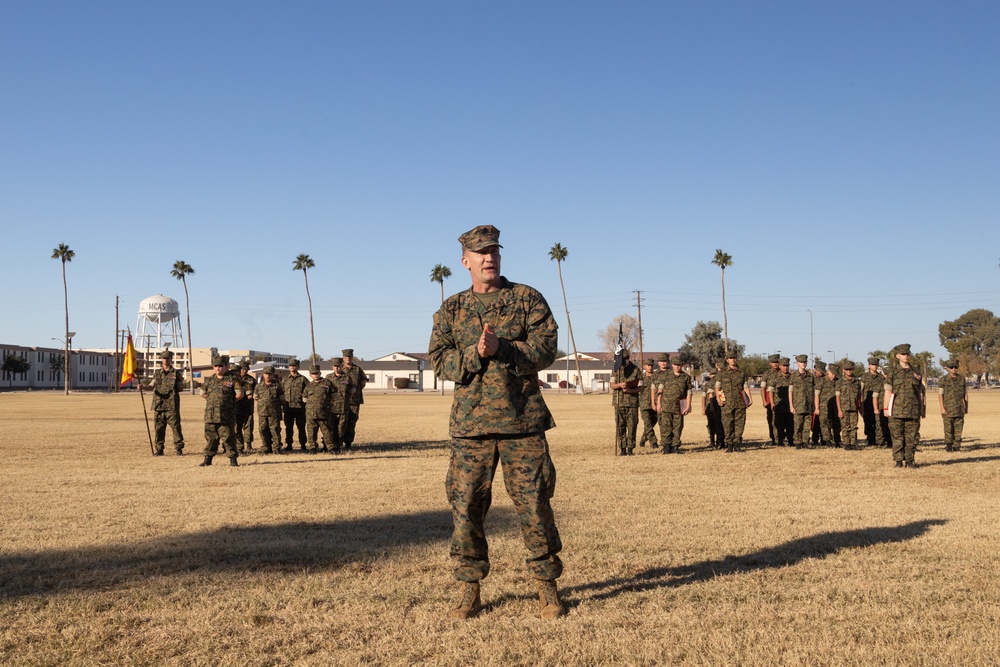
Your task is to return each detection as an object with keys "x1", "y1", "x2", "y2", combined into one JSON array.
[
  {"x1": 814, "y1": 360, "x2": 827, "y2": 371},
  {"x1": 842, "y1": 360, "x2": 853, "y2": 370},
  {"x1": 288, "y1": 358, "x2": 300, "y2": 367},
  {"x1": 779, "y1": 357, "x2": 790, "y2": 366},
  {"x1": 795, "y1": 354, "x2": 809, "y2": 363},
  {"x1": 657, "y1": 352, "x2": 670, "y2": 362},
  {"x1": 867, "y1": 357, "x2": 880, "y2": 366},
  {"x1": 671, "y1": 357, "x2": 683, "y2": 366},
  {"x1": 944, "y1": 359, "x2": 958, "y2": 369},
  {"x1": 643, "y1": 358, "x2": 654, "y2": 367},
  {"x1": 332, "y1": 358, "x2": 343, "y2": 367},
  {"x1": 768, "y1": 353, "x2": 780, "y2": 363},
  {"x1": 896, "y1": 343, "x2": 912, "y2": 355},
  {"x1": 621, "y1": 349, "x2": 631, "y2": 358},
  {"x1": 239, "y1": 360, "x2": 250, "y2": 370},
  {"x1": 211, "y1": 355, "x2": 225, "y2": 366},
  {"x1": 828, "y1": 363, "x2": 841, "y2": 374},
  {"x1": 309, "y1": 365, "x2": 321, "y2": 374},
  {"x1": 342, "y1": 349, "x2": 354, "y2": 358},
  {"x1": 458, "y1": 225, "x2": 503, "y2": 252},
  {"x1": 158, "y1": 350, "x2": 173, "y2": 360},
  {"x1": 220, "y1": 355, "x2": 230, "y2": 365},
  {"x1": 725, "y1": 350, "x2": 737, "y2": 359},
  {"x1": 262, "y1": 365, "x2": 275, "y2": 374}
]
